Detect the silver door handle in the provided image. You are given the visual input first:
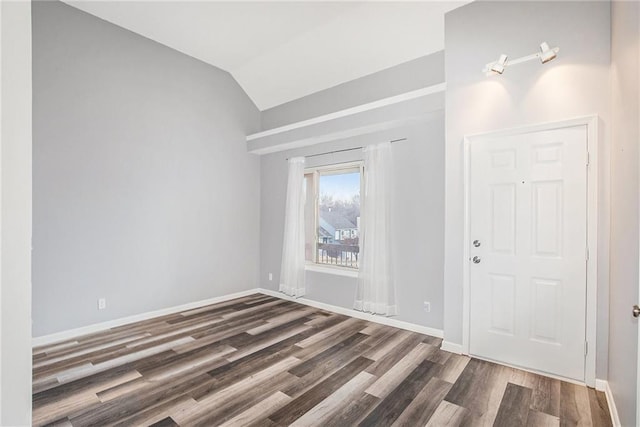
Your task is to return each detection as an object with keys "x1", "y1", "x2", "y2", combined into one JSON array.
[
  {"x1": 472, "y1": 256, "x2": 481, "y2": 264},
  {"x1": 633, "y1": 305, "x2": 640, "y2": 318},
  {"x1": 473, "y1": 240, "x2": 481, "y2": 248}
]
